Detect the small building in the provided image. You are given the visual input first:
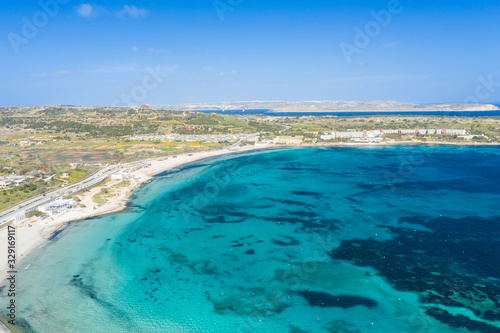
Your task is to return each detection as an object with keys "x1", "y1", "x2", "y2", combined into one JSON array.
[
  {"x1": 11, "y1": 178, "x2": 25, "y2": 186},
  {"x1": 383, "y1": 129, "x2": 399, "y2": 134},
  {"x1": 320, "y1": 134, "x2": 336, "y2": 140},
  {"x1": 366, "y1": 130, "x2": 383, "y2": 138},
  {"x1": 15, "y1": 213, "x2": 25, "y2": 223},
  {"x1": 353, "y1": 137, "x2": 383, "y2": 142},
  {"x1": 461, "y1": 134, "x2": 488, "y2": 140},
  {"x1": 39, "y1": 199, "x2": 75, "y2": 216},
  {"x1": 0, "y1": 175, "x2": 26, "y2": 188},
  {"x1": 273, "y1": 136, "x2": 304, "y2": 145},
  {"x1": 110, "y1": 173, "x2": 132, "y2": 181},
  {"x1": 0, "y1": 180, "x2": 12, "y2": 189},
  {"x1": 111, "y1": 174, "x2": 125, "y2": 181},
  {"x1": 446, "y1": 129, "x2": 467, "y2": 136}
]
